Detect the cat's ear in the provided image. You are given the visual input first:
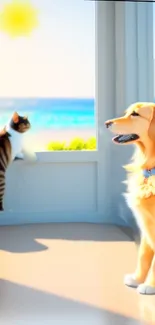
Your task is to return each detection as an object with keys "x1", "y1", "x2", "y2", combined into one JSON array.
[
  {"x1": 12, "y1": 112, "x2": 19, "y2": 123},
  {"x1": 24, "y1": 116, "x2": 28, "y2": 120}
]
